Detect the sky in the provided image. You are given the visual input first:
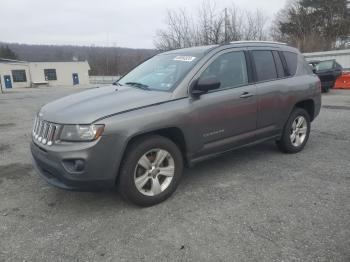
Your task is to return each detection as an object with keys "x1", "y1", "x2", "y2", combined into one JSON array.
[{"x1": 0, "y1": 0, "x2": 286, "y2": 49}]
